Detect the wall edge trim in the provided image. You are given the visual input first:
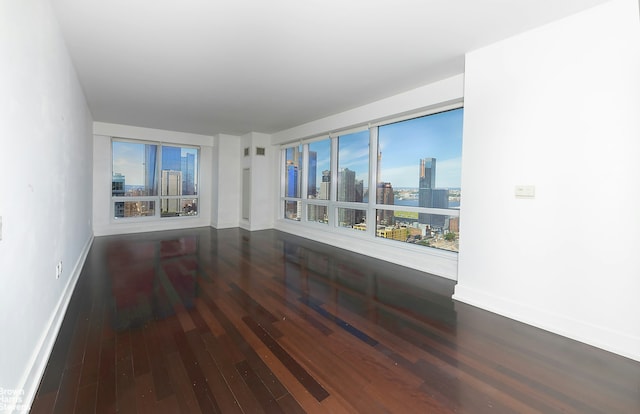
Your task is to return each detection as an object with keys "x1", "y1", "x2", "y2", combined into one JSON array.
[
  {"x1": 19, "y1": 233, "x2": 94, "y2": 412},
  {"x1": 453, "y1": 284, "x2": 640, "y2": 363}
]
